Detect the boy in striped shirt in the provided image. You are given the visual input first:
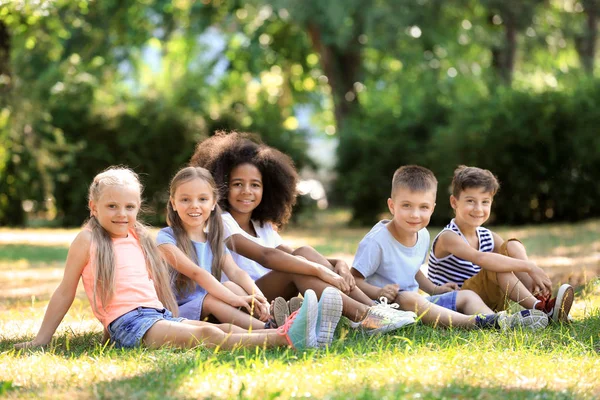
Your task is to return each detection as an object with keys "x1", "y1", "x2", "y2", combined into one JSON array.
[
  {"x1": 428, "y1": 165, "x2": 573, "y2": 323},
  {"x1": 350, "y1": 165, "x2": 548, "y2": 330}
]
